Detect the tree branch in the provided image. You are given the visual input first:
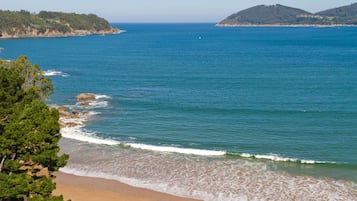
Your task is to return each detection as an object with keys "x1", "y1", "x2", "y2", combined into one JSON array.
[{"x1": 0, "y1": 155, "x2": 6, "y2": 172}]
